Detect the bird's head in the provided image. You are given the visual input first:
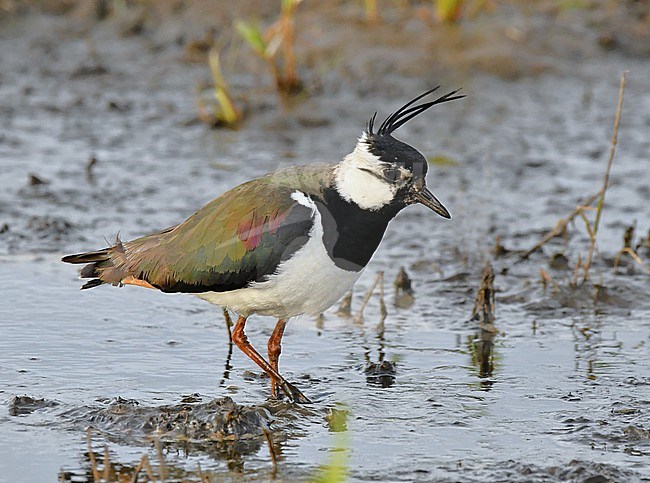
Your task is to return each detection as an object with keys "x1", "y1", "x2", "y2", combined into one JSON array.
[{"x1": 334, "y1": 87, "x2": 464, "y2": 218}]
